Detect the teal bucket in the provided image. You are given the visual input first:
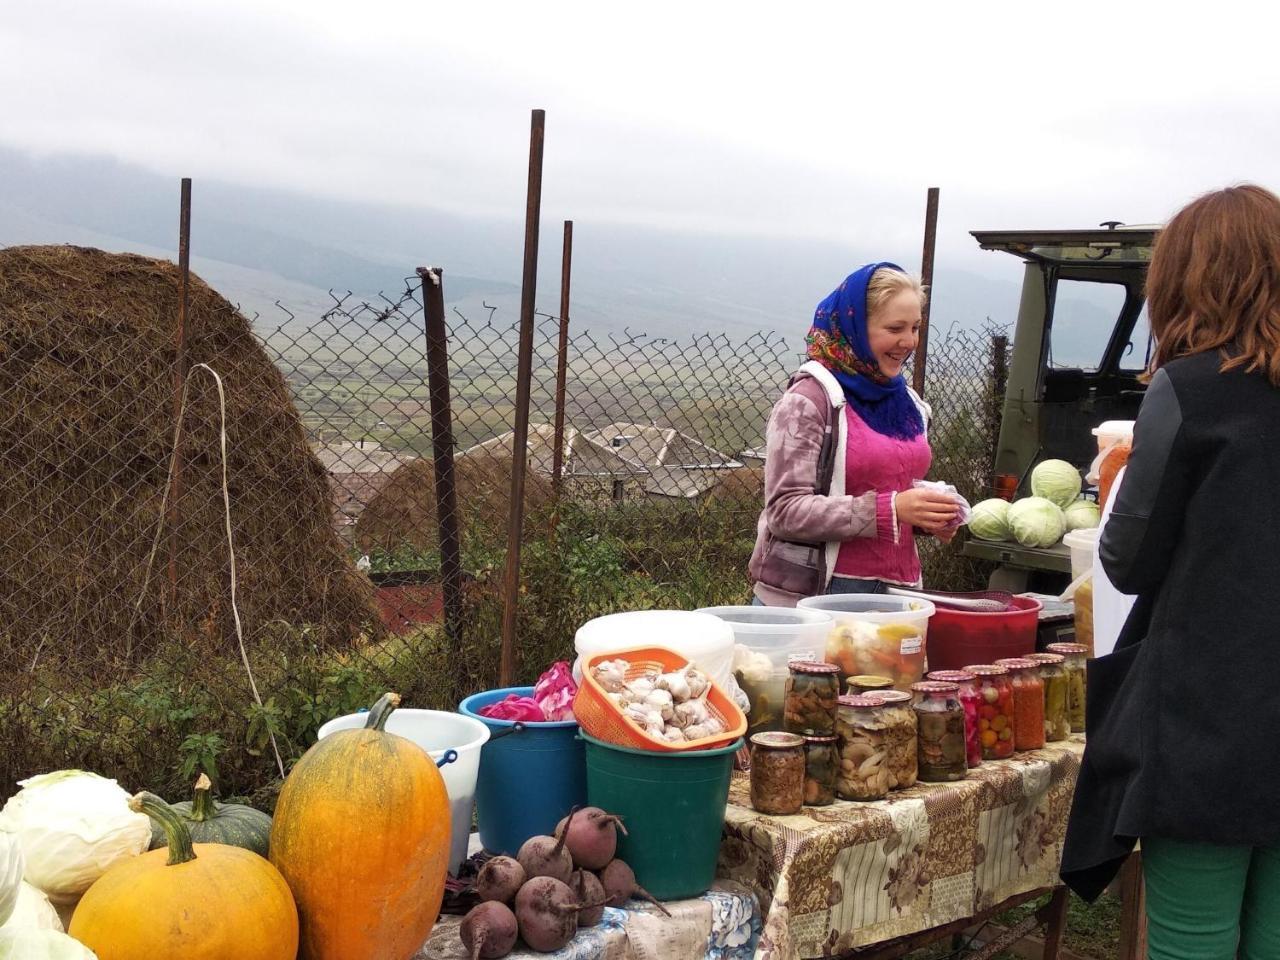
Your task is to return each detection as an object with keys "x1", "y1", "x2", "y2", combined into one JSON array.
[{"x1": 581, "y1": 731, "x2": 741, "y2": 901}]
